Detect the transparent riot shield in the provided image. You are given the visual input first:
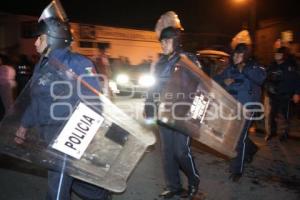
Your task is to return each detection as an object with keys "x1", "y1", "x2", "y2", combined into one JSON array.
[
  {"x1": 0, "y1": 58, "x2": 155, "y2": 192},
  {"x1": 155, "y1": 54, "x2": 247, "y2": 158}
]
